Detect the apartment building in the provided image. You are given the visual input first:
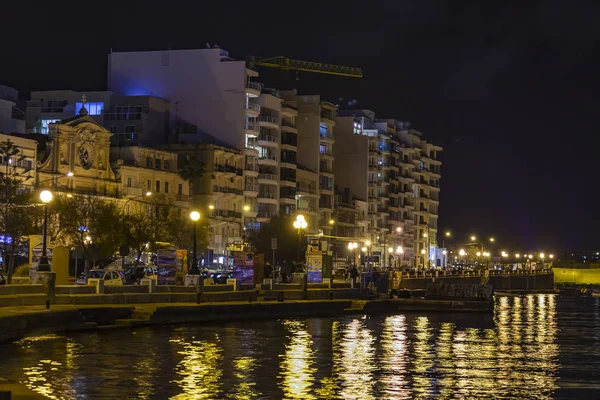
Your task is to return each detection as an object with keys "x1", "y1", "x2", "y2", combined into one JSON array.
[
  {"x1": 0, "y1": 85, "x2": 25, "y2": 134},
  {"x1": 0, "y1": 132, "x2": 37, "y2": 186},
  {"x1": 334, "y1": 110, "x2": 442, "y2": 268},
  {"x1": 282, "y1": 90, "x2": 336, "y2": 234},
  {"x1": 162, "y1": 143, "x2": 245, "y2": 255},
  {"x1": 110, "y1": 146, "x2": 190, "y2": 214},
  {"x1": 295, "y1": 166, "x2": 320, "y2": 235},
  {"x1": 25, "y1": 90, "x2": 171, "y2": 146}
]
